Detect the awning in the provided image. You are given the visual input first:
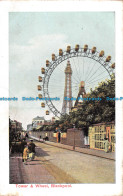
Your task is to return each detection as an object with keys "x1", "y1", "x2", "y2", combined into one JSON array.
[{"x1": 36, "y1": 126, "x2": 42, "y2": 130}]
